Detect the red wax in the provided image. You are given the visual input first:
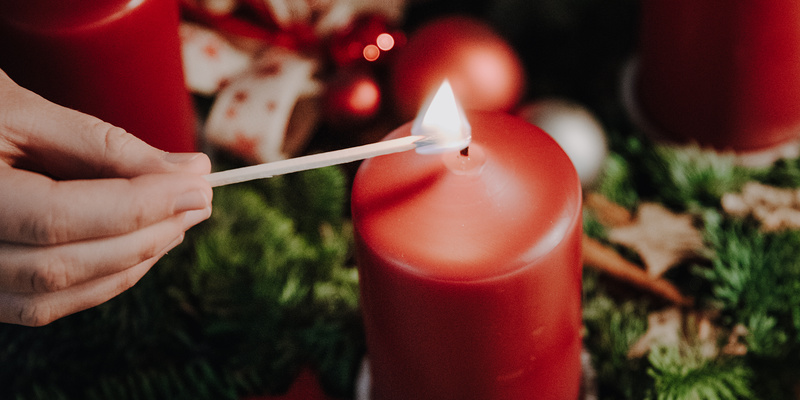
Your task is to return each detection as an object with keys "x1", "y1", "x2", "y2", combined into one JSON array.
[
  {"x1": 637, "y1": 0, "x2": 800, "y2": 151},
  {"x1": 0, "y1": 0, "x2": 197, "y2": 152},
  {"x1": 352, "y1": 112, "x2": 583, "y2": 399}
]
